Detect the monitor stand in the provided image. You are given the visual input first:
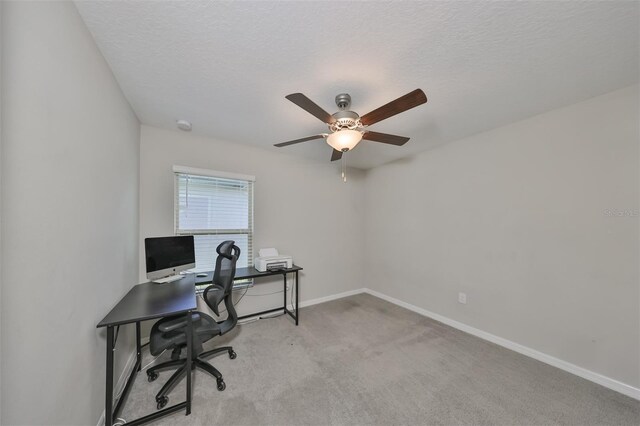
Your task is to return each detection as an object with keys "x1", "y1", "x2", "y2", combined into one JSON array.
[{"x1": 152, "y1": 274, "x2": 184, "y2": 284}]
